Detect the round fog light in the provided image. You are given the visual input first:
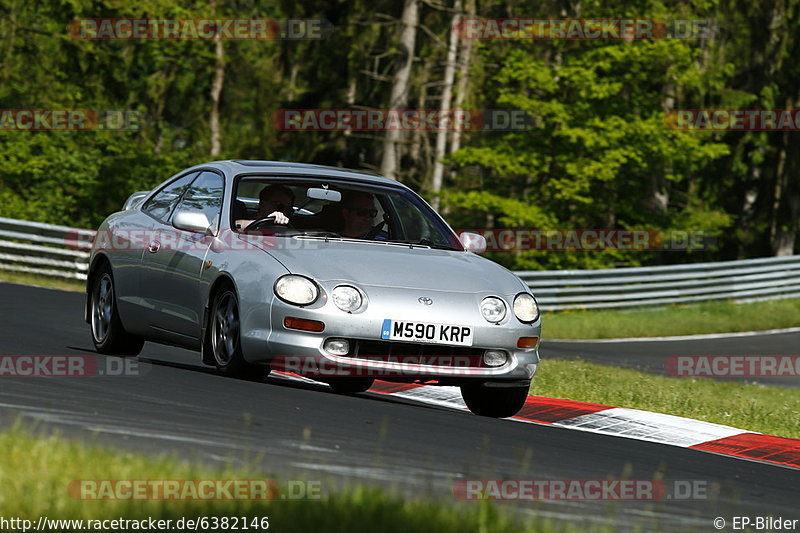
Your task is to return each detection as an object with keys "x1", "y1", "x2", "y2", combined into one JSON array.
[
  {"x1": 324, "y1": 338, "x2": 350, "y2": 356},
  {"x1": 483, "y1": 350, "x2": 508, "y2": 367}
]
